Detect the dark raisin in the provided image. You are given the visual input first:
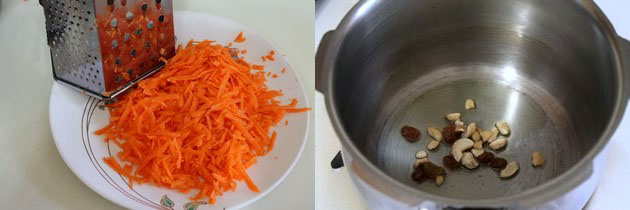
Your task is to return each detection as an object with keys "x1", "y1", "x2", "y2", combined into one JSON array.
[
  {"x1": 158, "y1": 15, "x2": 165, "y2": 22},
  {"x1": 107, "y1": 0, "x2": 114, "y2": 5},
  {"x1": 442, "y1": 155, "x2": 460, "y2": 169},
  {"x1": 443, "y1": 124, "x2": 459, "y2": 144},
  {"x1": 411, "y1": 167, "x2": 425, "y2": 183},
  {"x1": 423, "y1": 162, "x2": 446, "y2": 178},
  {"x1": 478, "y1": 152, "x2": 495, "y2": 164},
  {"x1": 401, "y1": 126, "x2": 420, "y2": 142},
  {"x1": 490, "y1": 157, "x2": 508, "y2": 170},
  {"x1": 141, "y1": 3, "x2": 148, "y2": 11}
]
